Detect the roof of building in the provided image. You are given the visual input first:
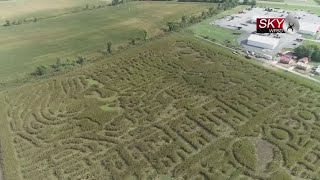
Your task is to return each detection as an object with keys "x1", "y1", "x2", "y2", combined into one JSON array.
[
  {"x1": 299, "y1": 57, "x2": 309, "y2": 63},
  {"x1": 280, "y1": 56, "x2": 293, "y2": 63},
  {"x1": 316, "y1": 65, "x2": 320, "y2": 72},
  {"x1": 296, "y1": 62, "x2": 309, "y2": 69},
  {"x1": 299, "y1": 22, "x2": 319, "y2": 33},
  {"x1": 247, "y1": 34, "x2": 280, "y2": 46}
]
